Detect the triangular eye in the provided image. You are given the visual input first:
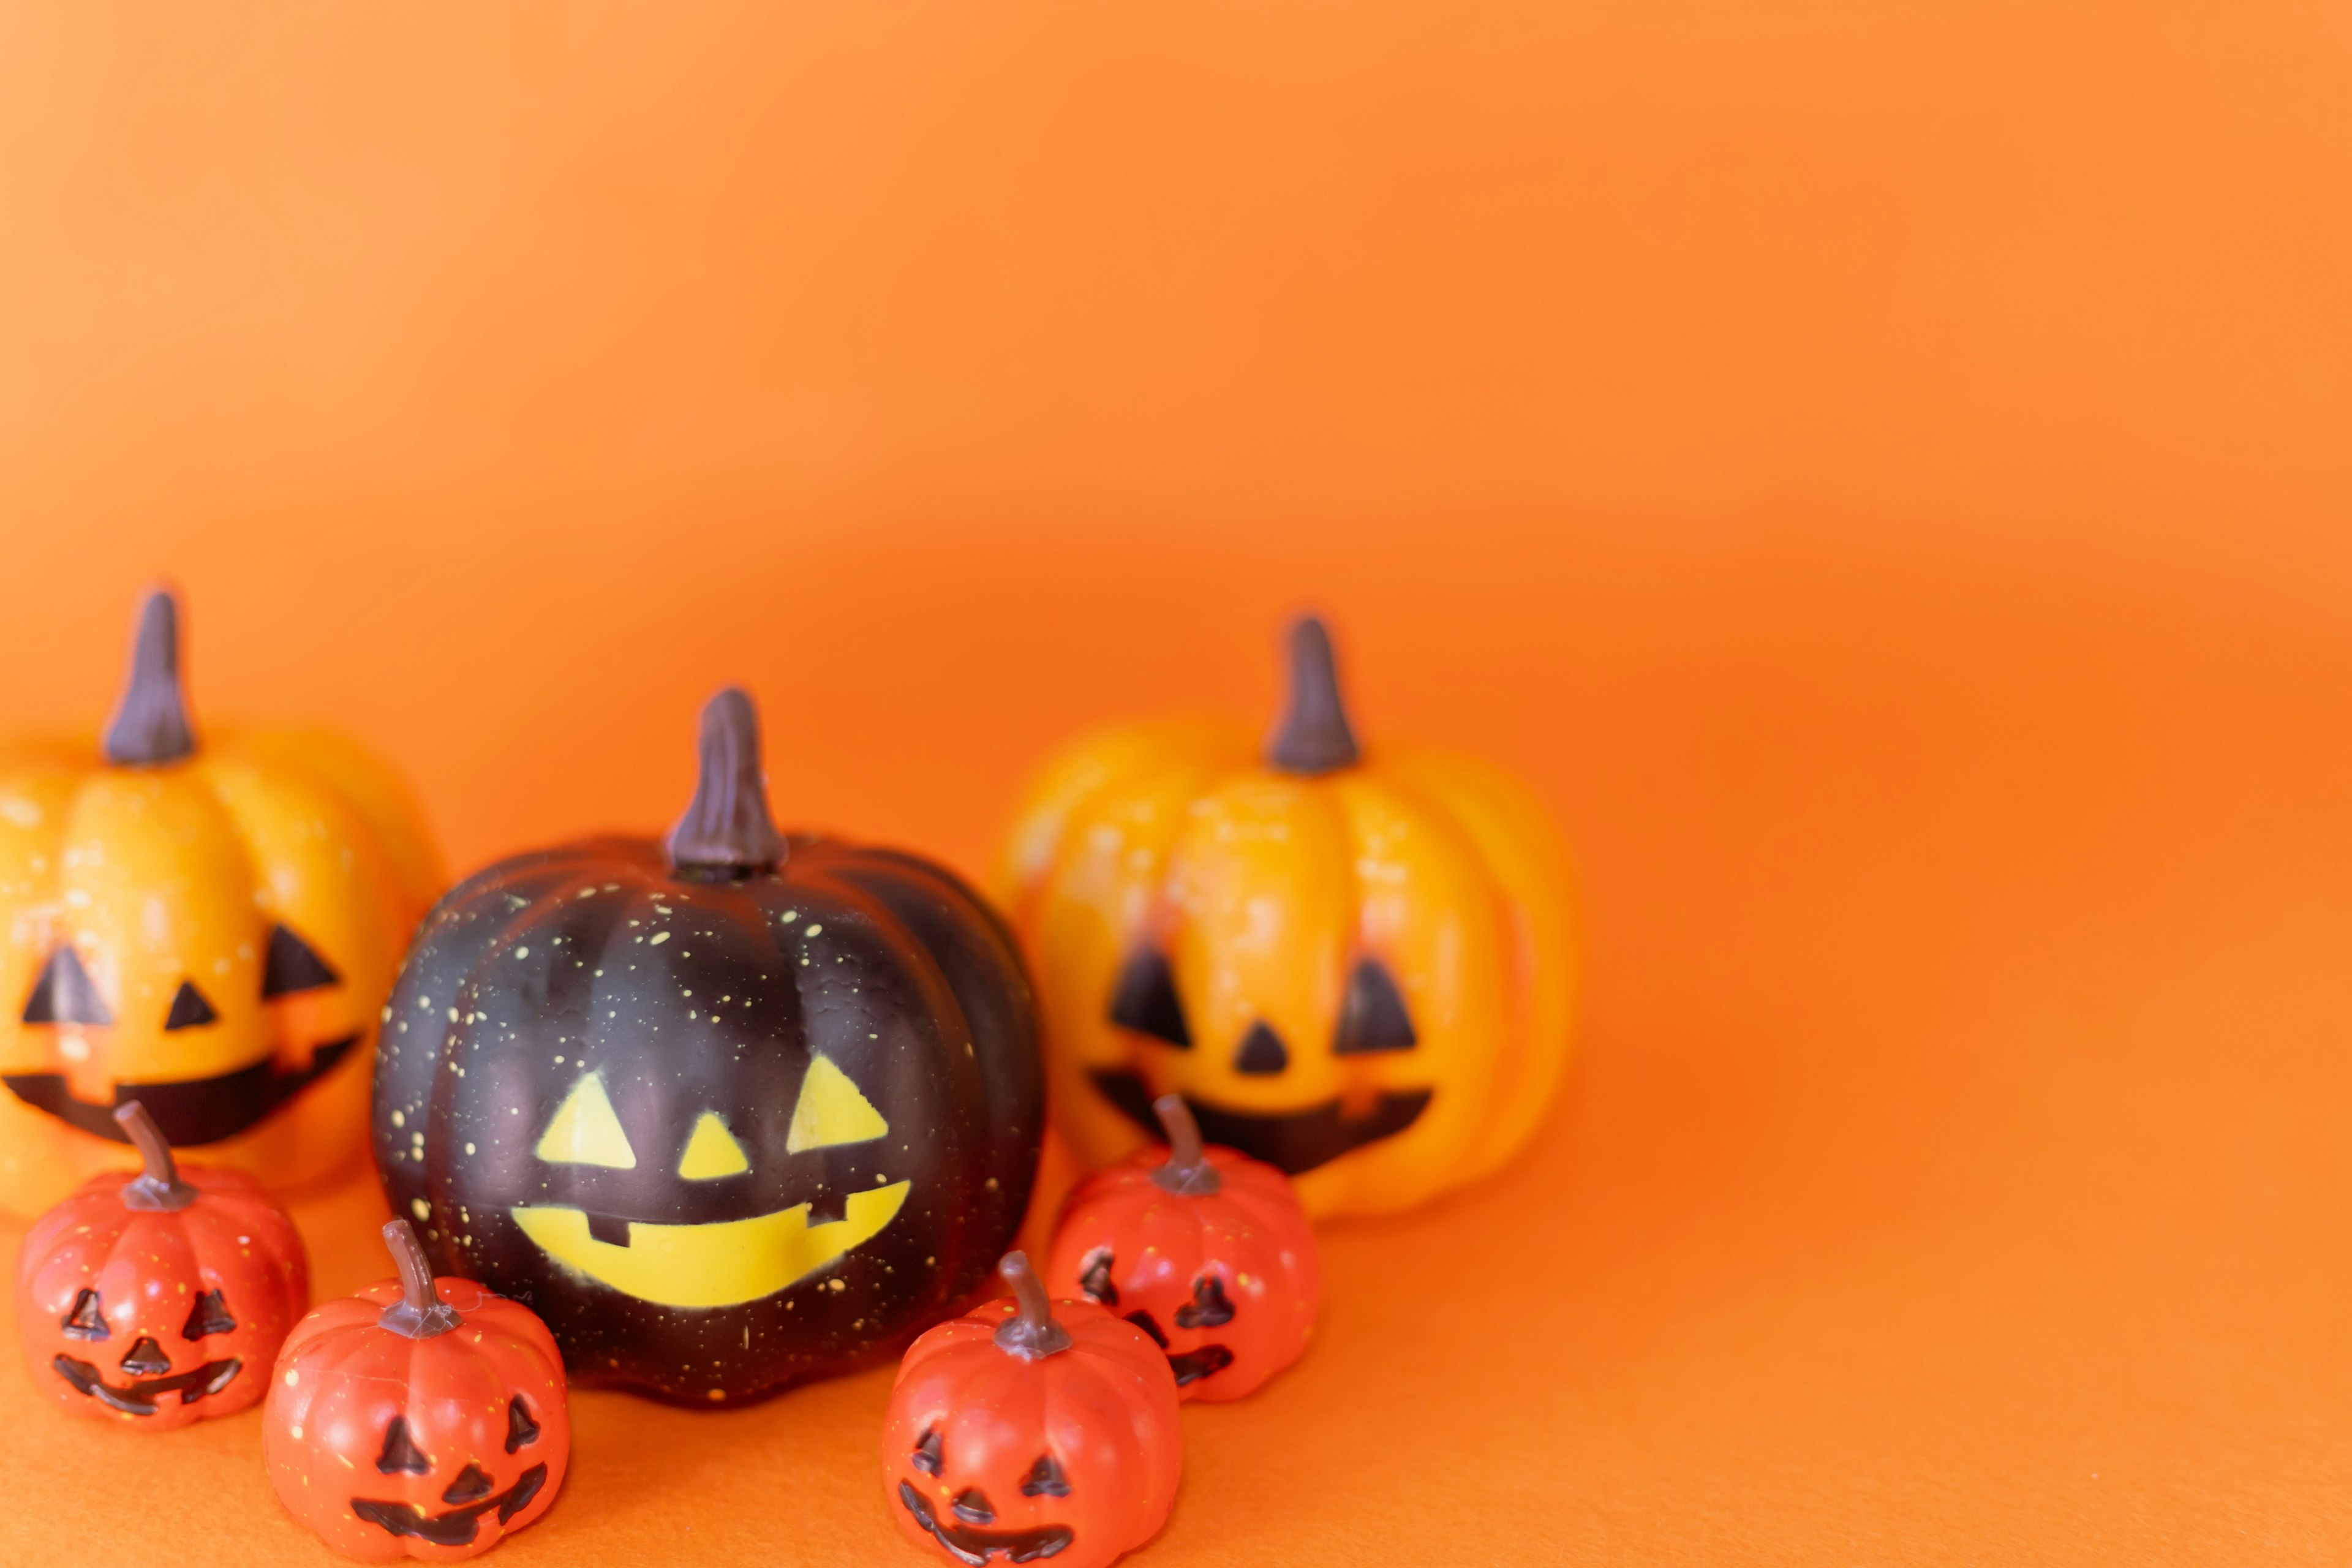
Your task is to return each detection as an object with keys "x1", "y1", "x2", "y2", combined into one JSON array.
[
  {"x1": 1077, "y1": 1249, "x2": 1118, "y2": 1306},
  {"x1": 1333, "y1": 958, "x2": 1417, "y2": 1054},
  {"x1": 163, "y1": 980, "x2": 219, "y2": 1031},
  {"x1": 785, "y1": 1054, "x2": 889, "y2": 1152},
  {"x1": 1108, "y1": 948, "x2": 1191, "y2": 1048},
  {"x1": 22, "y1": 947, "x2": 111, "y2": 1026},
  {"x1": 182, "y1": 1289, "x2": 236, "y2": 1340},
  {"x1": 260, "y1": 923, "x2": 339, "y2": 998},
  {"x1": 1020, "y1": 1453, "x2": 1071, "y2": 1498},
  {"x1": 676, "y1": 1112, "x2": 752, "y2": 1178},
  {"x1": 375, "y1": 1416, "x2": 432, "y2": 1475},
  {"x1": 534, "y1": 1072, "x2": 638, "y2": 1169},
  {"x1": 911, "y1": 1427, "x2": 943, "y2": 1476},
  {"x1": 505, "y1": 1396, "x2": 541, "y2": 1453},
  {"x1": 61, "y1": 1288, "x2": 108, "y2": 1341}
]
